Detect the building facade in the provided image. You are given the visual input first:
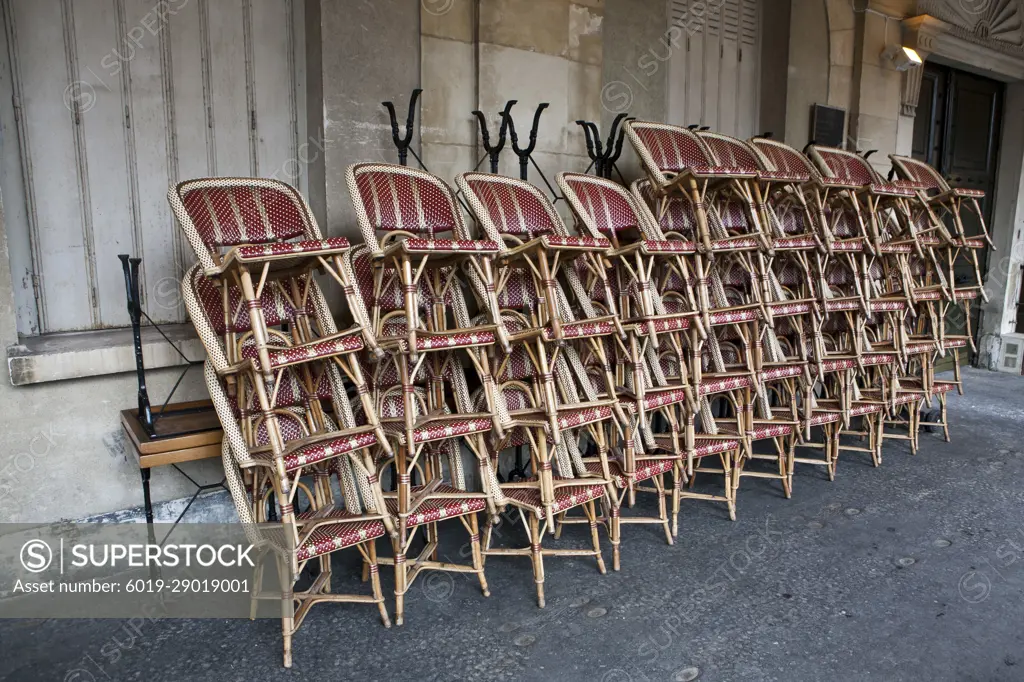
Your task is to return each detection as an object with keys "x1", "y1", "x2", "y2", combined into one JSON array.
[{"x1": 0, "y1": 0, "x2": 1021, "y2": 523}]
